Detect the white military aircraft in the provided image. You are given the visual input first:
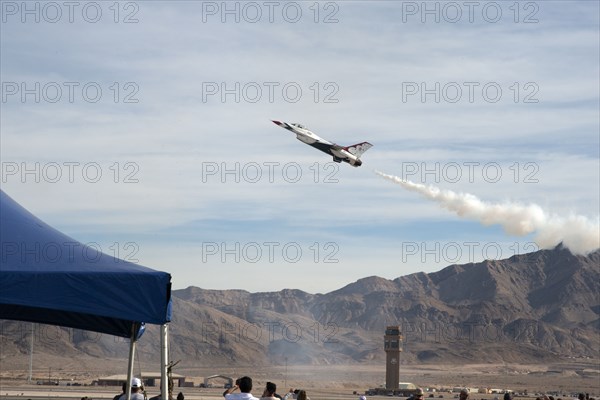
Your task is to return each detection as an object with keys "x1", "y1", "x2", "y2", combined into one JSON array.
[{"x1": 272, "y1": 120, "x2": 373, "y2": 167}]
